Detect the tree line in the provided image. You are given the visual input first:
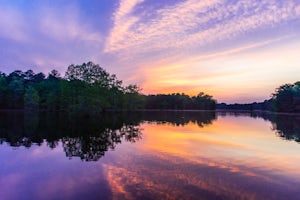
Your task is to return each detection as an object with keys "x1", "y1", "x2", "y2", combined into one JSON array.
[
  {"x1": 144, "y1": 92, "x2": 216, "y2": 110},
  {"x1": 217, "y1": 82, "x2": 300, "y2": 113},
  {"x1": 0, "y1": 61, "x2": 216, "y2": 112}
]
